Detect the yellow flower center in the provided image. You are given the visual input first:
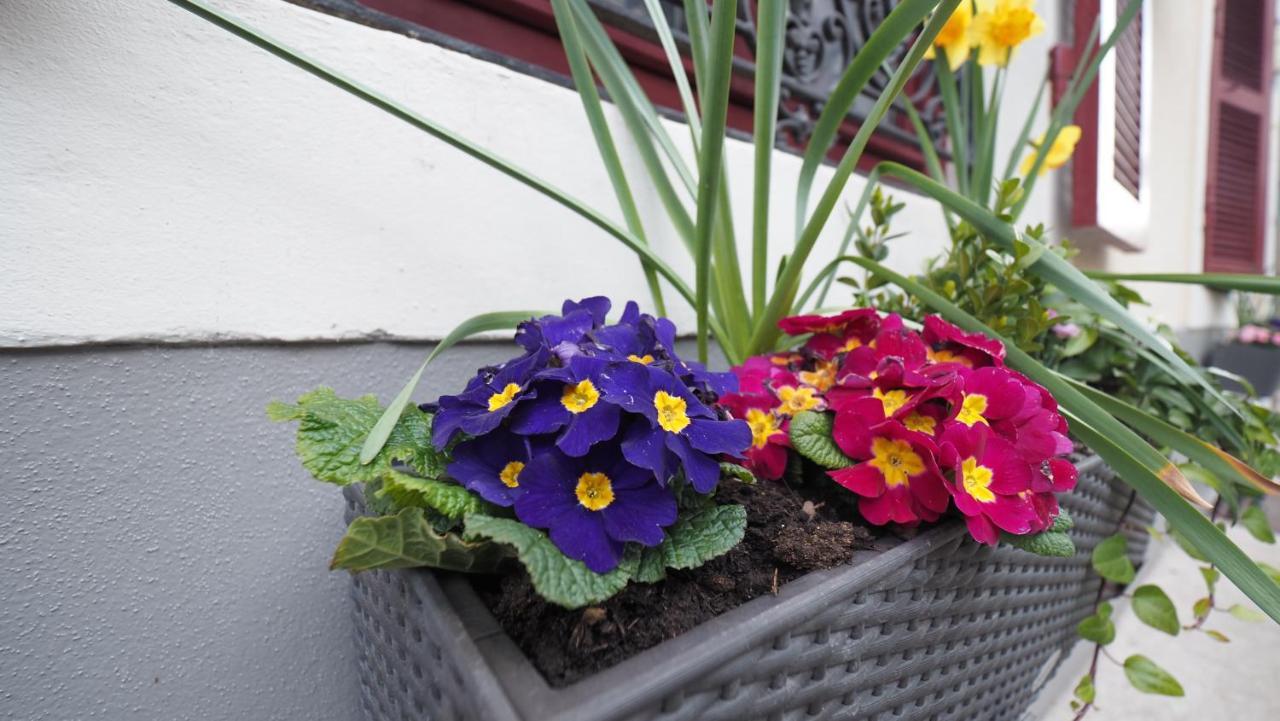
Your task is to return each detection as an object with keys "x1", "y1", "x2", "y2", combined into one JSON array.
[
  {"x1": 956, "y1": 393, "x2": 989, "y2": 426},
  {"x1": 869, "y1": 436, "x2": 925, "y2": 488},
  {"x1": 989, "y1": 5, "x2": 1039, "y2": 47},
  {"x1": 498, "y1": 461, "x2": 524, "y2": 489},
  {"x1": 935, "y1": 4, "x2": 971, "y2": 46},
  {"x1": 903, "y1": 412, "x2": 938, "y2": 435},
  {"x1": 560, "y1": 379, "x2": 600, "y2": 414},
  {"x1": 776, "y1": 385, "x2": 821, "y2": 416},
  {"x1": 487, "y1": 383, "x2": 522, "y2": 412},
  {"x1": 961, "y1": 457, "x2": 996, "y2": 503},
  {"x1": 843, "y1": 337, "x2": 864, "y2": 352},
  {"x1": 798, "y1": 361, "x2": 837, "y2": 392},
  {"x1": 927, "y1": 348, "x2": 973, "y2": 367},
  {"x1": 654, "y1": 390, "x2": 691, "y2": 433},
  {"x1": 745, "y1": 408, "x2": 780, "y2": 449},
  {"x1": 873, "y1": 388, "x2": 910, "y2": 416},
  {"x1": 575, "y1": 471, "x2": 615, "y2": 511},
  {"x1": 628, "y1": 354, "x2": 654, "y2": 365}
]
